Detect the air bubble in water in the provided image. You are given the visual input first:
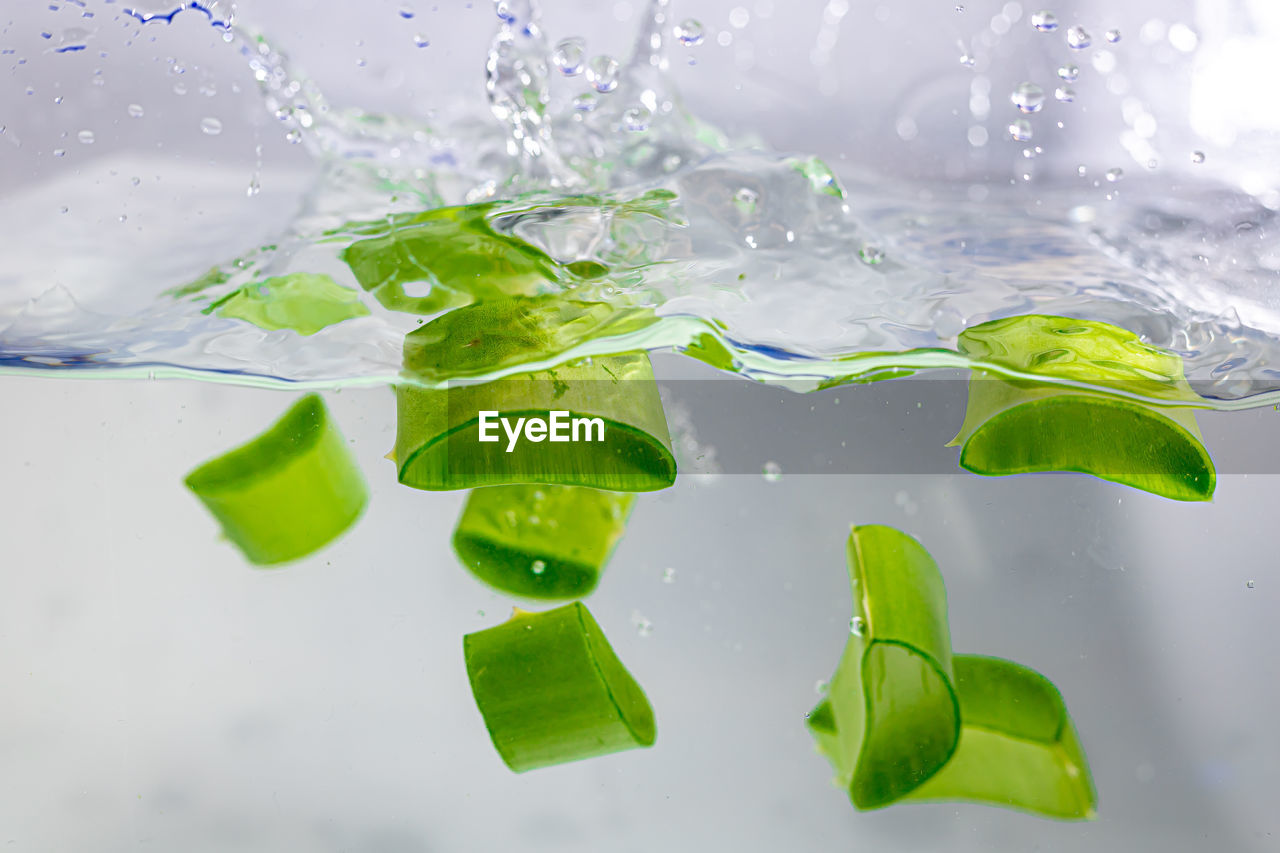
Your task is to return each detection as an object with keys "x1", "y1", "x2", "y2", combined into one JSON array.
[
  {"x1": 1105, "y1": 28, "x2": 1121, "y2": 43},
  {"x1": 77, "y1": 130, "x2": 94, "y2": 144},
  {"x1": 1008, "y1": 119, "x2": 1032, "y2": 141},
  {"x1": 1030, "y1": 10, "x2": 1058, "y2": 31},
  {"x1": 1057, "y1": 63, "x2": 1078, "y2": 81},
  {"x1": 200, "y1": 117, "x2": 222, "y2": 135},
  {"x1": 631, "y1": 610, "x2": 653, "y2": 637},
  {"x1": 413, "y1": 33, "x2": 429, "y2": 48},
  {"x1": 1055, "y1": 86, "x2": 1075, "y2": 102},
  {"x1": 285, "y1": 129, "x2": 302, "y2": 144},
  {"x1": 859, "y1": 245, "x2": 885, "y2": 265},
  {"x1": 1011, "y1": 82, "x2": 1045, "y2": 113},
  {"x1": 762, "y1": 461, "x2": 782, "y2": 481},
  {"x1": 1106, "y1": 167, "x2": 1123, "y2": 182},
  {"x1": 674, "y1": 18, "x2": 704, "y2": 46},
  {"x1": 585, "y1": 55, "x2": 620, "y2": 93},
  {"x1": 1066, "y1": 26, "x2": 1091, "y2": 49},
  {"x1": 849, "y1": 616, "x2": 865, "y2": 636},
  {"x1": 551, "y1": 37, "x2": 585, "y2": 75},
  {"x1": 623, "y1": 106, "x2": 651, "y2": 131},
  {"x1": 573, "y1": 92, "x2": 597, "y2": 111},
  {"x1": 127, "y1": 103, "x2": 145, "y2": 118},
  {"x1": 531, "y1": 559, "x2": 546, "y2": 575},
  {"x1": 1191, "y1": 150, "x2": 1205, "y2": 164}
]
